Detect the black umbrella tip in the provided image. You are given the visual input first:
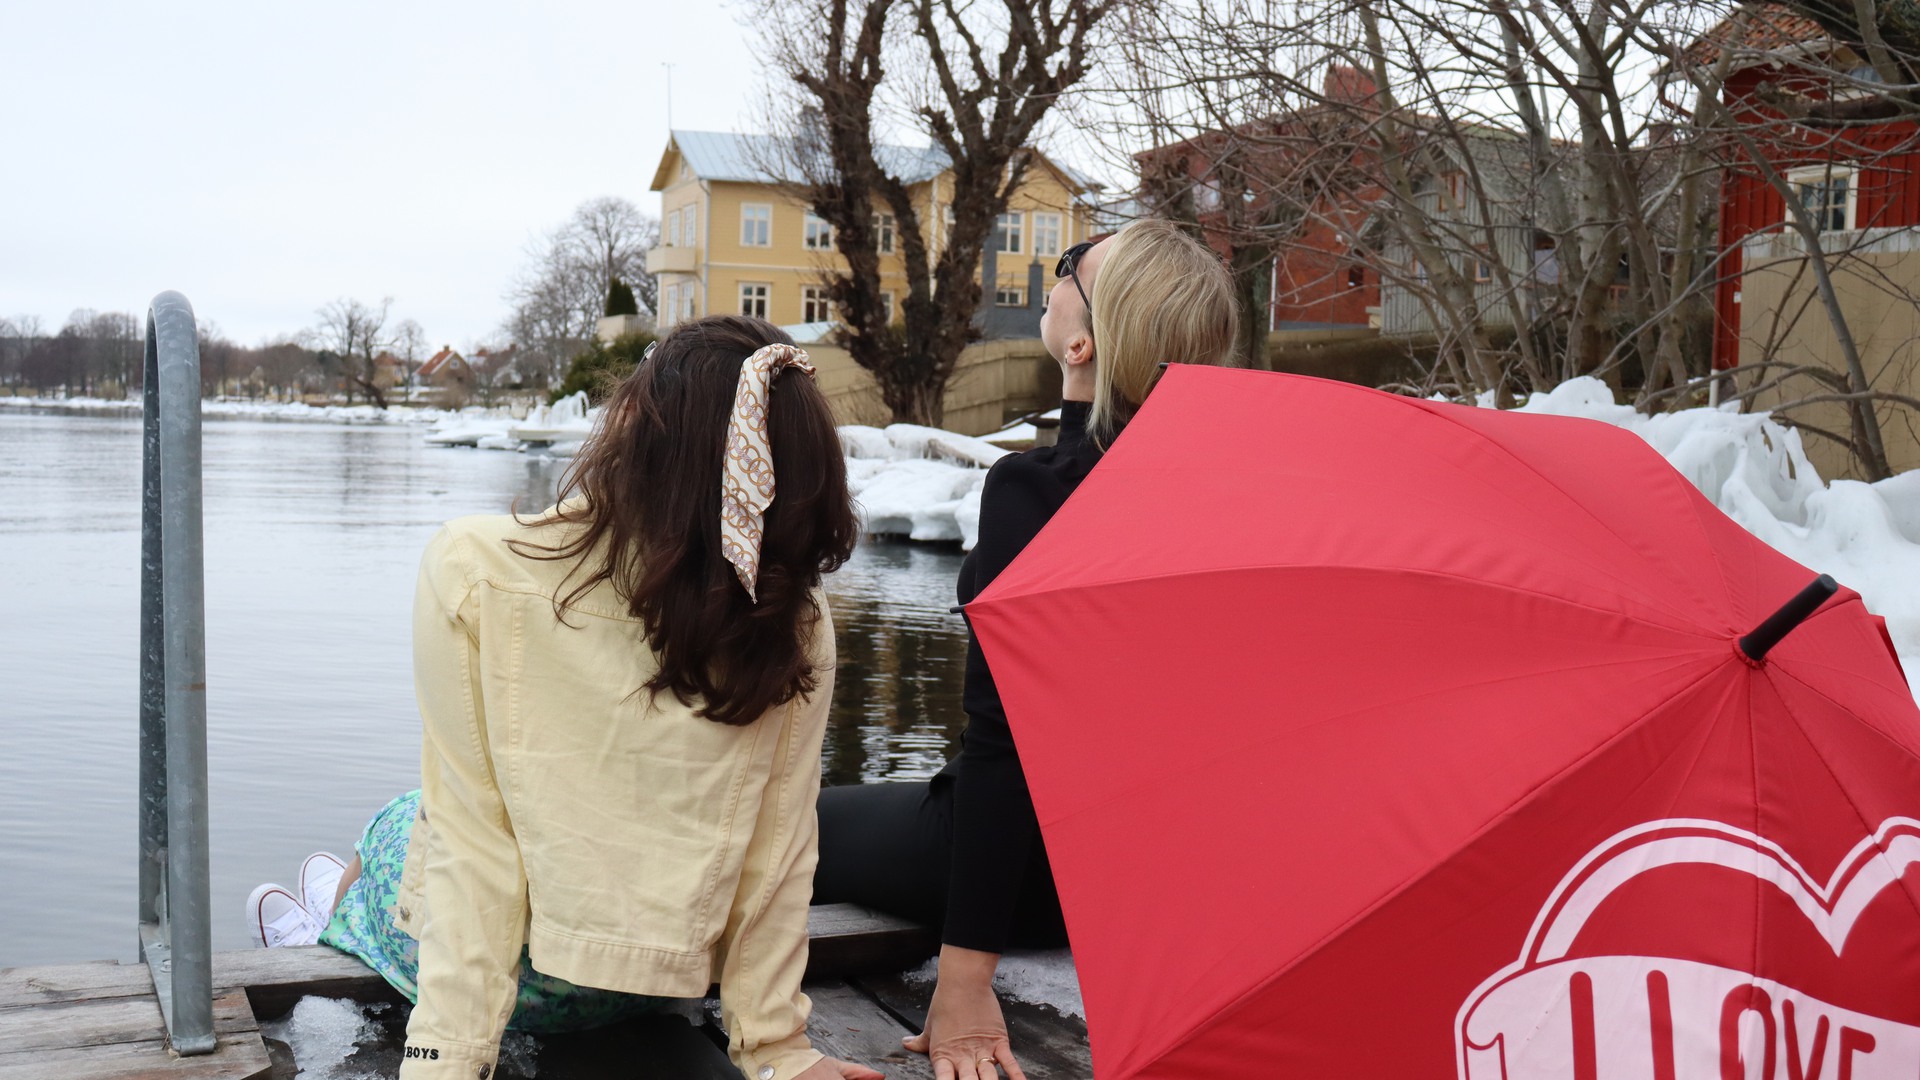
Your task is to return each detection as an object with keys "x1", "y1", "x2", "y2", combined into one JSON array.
[{"x1": 1737, "y1": 574, "x2": 1840, "y2": 663}]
